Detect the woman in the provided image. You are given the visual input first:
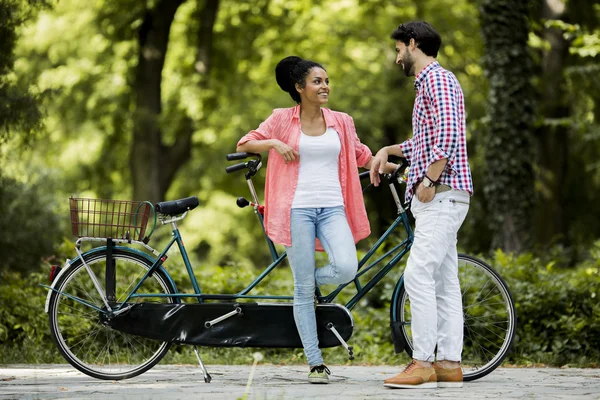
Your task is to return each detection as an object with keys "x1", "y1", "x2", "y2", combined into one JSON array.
[{"x1": 237, "y1": 56, "x2": 395, "y2": 383}]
